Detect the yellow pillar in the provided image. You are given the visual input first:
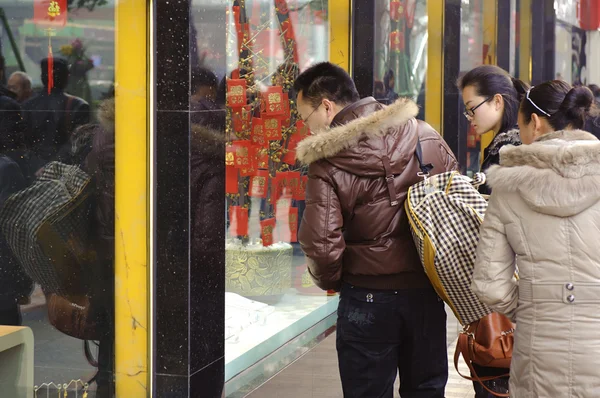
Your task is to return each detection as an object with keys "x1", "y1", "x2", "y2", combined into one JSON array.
[
  {"x1": 329, "y1": 0, "x2": 351, "y2": 72},
  {"x1": 519, "y1": 0, "x2": 532, "y2": 83},
  {"x1": 426, "y1": 0, "x2": 444, "y2": 134},
  {"x1": 480, "y1": 0, "x2": 498, "y2": 159},
  {"x1": 114, "y1": 0, "x2": 149, "y2": 396}
]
